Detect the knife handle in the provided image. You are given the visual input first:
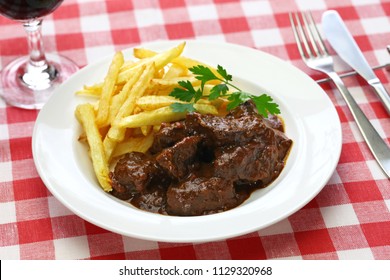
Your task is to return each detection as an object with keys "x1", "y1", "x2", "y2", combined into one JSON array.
[
  {"x1": 369, "y1": 79, "x2": 390, "y2": 115},
  {"x1": 328, "y1": 71, "x2": 390, "y2": 177}
]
